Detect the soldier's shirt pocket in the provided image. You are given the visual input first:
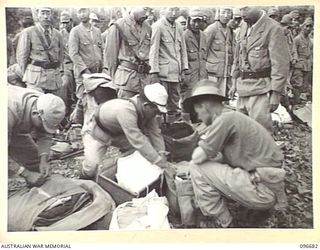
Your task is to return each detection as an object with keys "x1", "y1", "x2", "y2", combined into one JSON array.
[
  {"x1": 161, "y1": 35, "x2": 172, "y2": 43},
  {"x1": 187, "y1": 49, "x2": 198, "y2": 61},
  {"x1": 249, "y1": 47, "x2": 268, "y2": 58},
  {"x1": 128, "y1": 40, "x2": 138, "y2": 46},
  {"x1": 212, "y1": 40, "x2": 222, "y2": 51}
]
